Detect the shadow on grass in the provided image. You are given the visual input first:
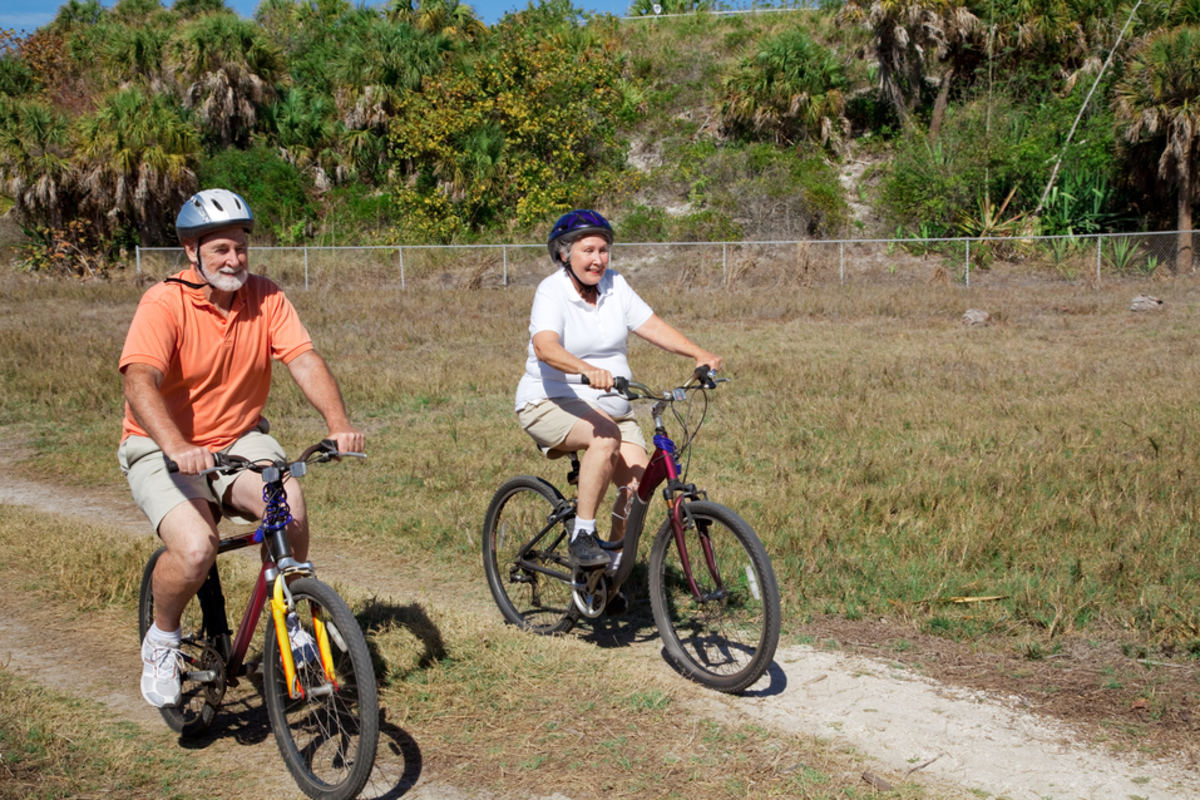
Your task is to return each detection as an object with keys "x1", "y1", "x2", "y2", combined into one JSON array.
[
  {"x1": 175, "y1": 598, "x2": 444, "y2": 798},
  {"x1": 575, "y1": 582, "x2": 788, "y2": 699}
]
